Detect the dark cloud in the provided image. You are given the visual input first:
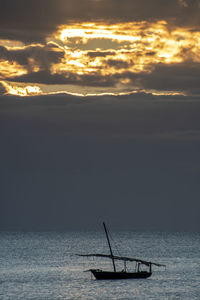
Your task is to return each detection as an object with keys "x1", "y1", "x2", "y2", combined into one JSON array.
[
  {"x1": 0, "y1": 0, "x2": 200, "y2": 43},
  {"x1": 1, "y1": 92, "x2": 200, "y2": 231},
  {"x1": 6, "y1": 70, "x2": 117, "y2": 87},
  {"x1": 5, "y1": 60, "x2": 200, "y2": 95},
  {"x1": 106, "y1": 59, "x2": 130, "y2": 69},
  {"x1": 87, "y1": 51, "x2": 116, "y2": 58},
  {"x1": 145, "y1": 51, "x2": 157, "y2": 56},
  {"x1": 137, "y1": 61, "x2": 200, "y2": 95},
  {"x1": 0, "y1": 82, "x2": 7, "y2": 95},
  {"x1": 5, "y1": 70, "x2": 80, "y2": 85},
  {"x1": 1, "y1": 91, "x2": 200, "y2": 139},
  {"x1": 0, "y1": 44, "x2": 64, "y2": 73}
]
